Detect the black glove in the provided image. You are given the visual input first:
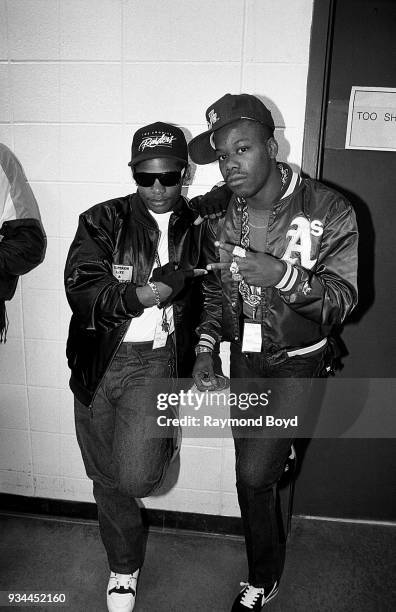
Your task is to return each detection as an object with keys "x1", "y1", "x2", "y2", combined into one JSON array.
[
  {"x1": 150, "y1": 267, "x2": 195, "y2": 301},
  {"x1": 151, "y1": 262, "x2": 178, "y2": 280},
  {"x1": 189, "y1": 183, "x2": 232, "y2": 219}
]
